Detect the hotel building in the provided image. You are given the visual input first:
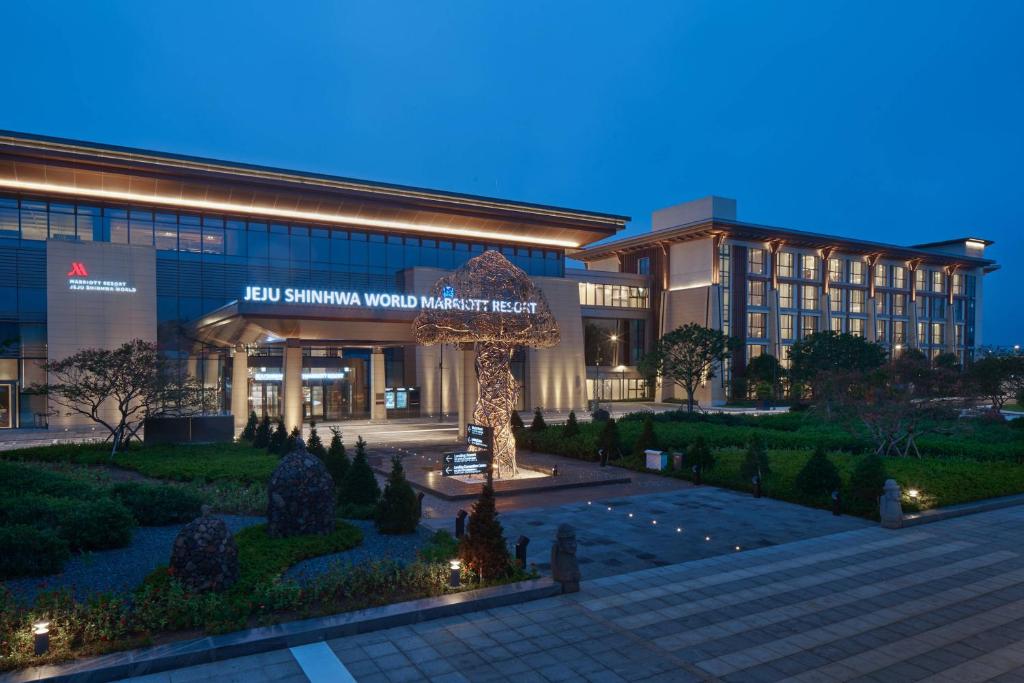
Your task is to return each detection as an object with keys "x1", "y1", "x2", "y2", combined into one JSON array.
[
  {"x1": 0, "y1": 132, "x2": 997, "y2": 430},
  {"x1": 575, "y1": 196, "x2": 998, "y2": 406}
]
